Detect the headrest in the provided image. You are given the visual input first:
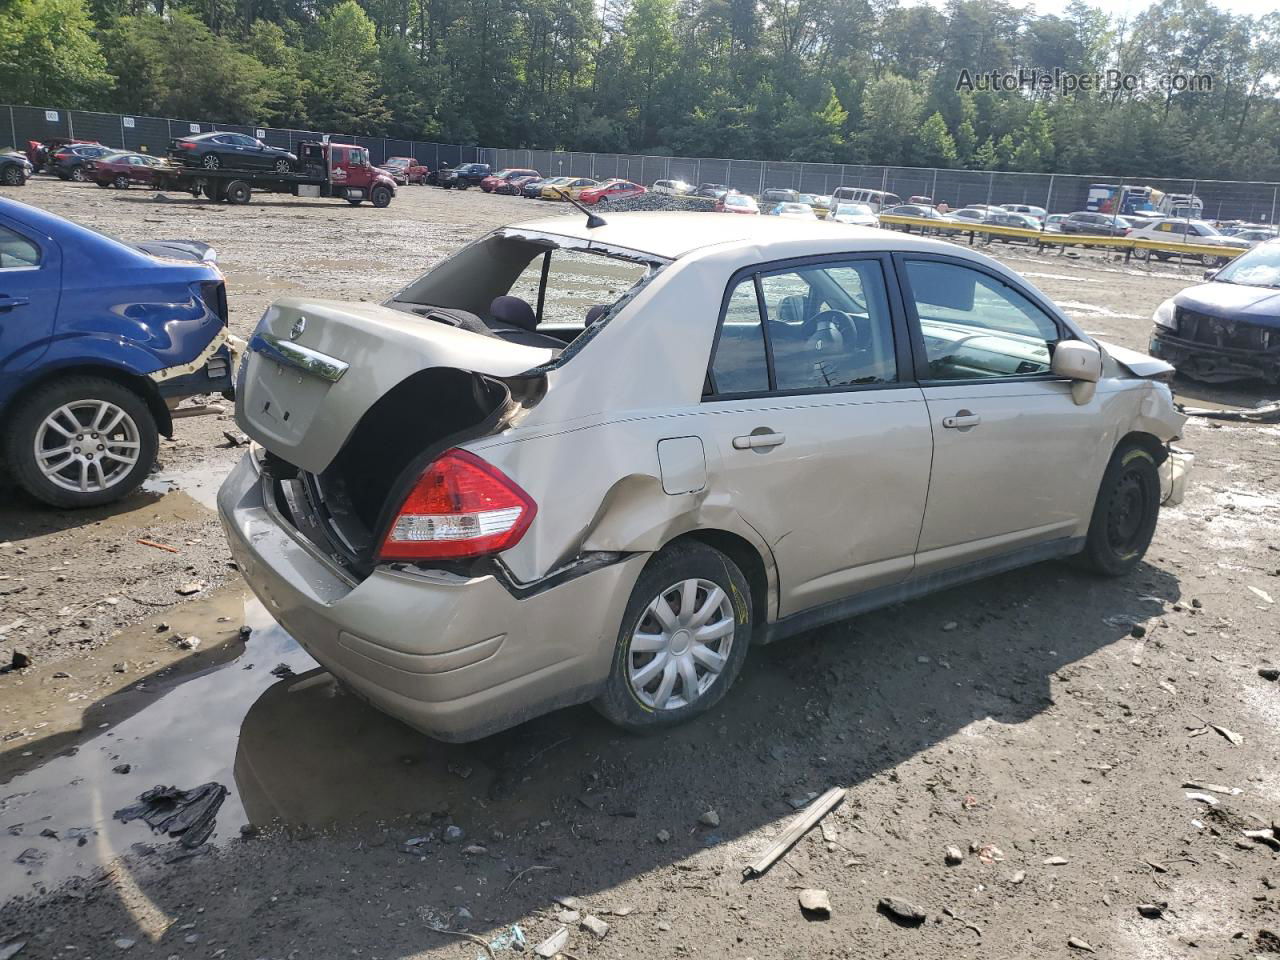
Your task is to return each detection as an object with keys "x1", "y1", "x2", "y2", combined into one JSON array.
[
  {"x1": 779, "y1": 295, "x2": 807, "y2": 326},
  {"x1": 490, "y1": 295, "x2": 537, "y2": 331}
]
